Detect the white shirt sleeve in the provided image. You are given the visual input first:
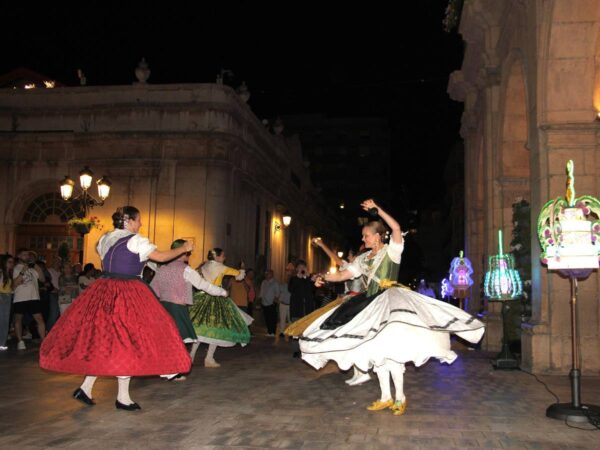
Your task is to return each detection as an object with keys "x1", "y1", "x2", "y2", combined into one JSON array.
[
  {"x1": 126, "y1": 234, "x2": 157, "y2": 262},
  {"x1": 184, "y1": 266, "x2": 227, "y2": 296},
  {"x1": 386, "y1": 238, "x2": 404, "y2": 264},
  {"x1": 235, "y1": 269, "x2": 246, "y2": 281},
  {"x1": 346, "y1": 256, "x2": 365, "y2": 279}
]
